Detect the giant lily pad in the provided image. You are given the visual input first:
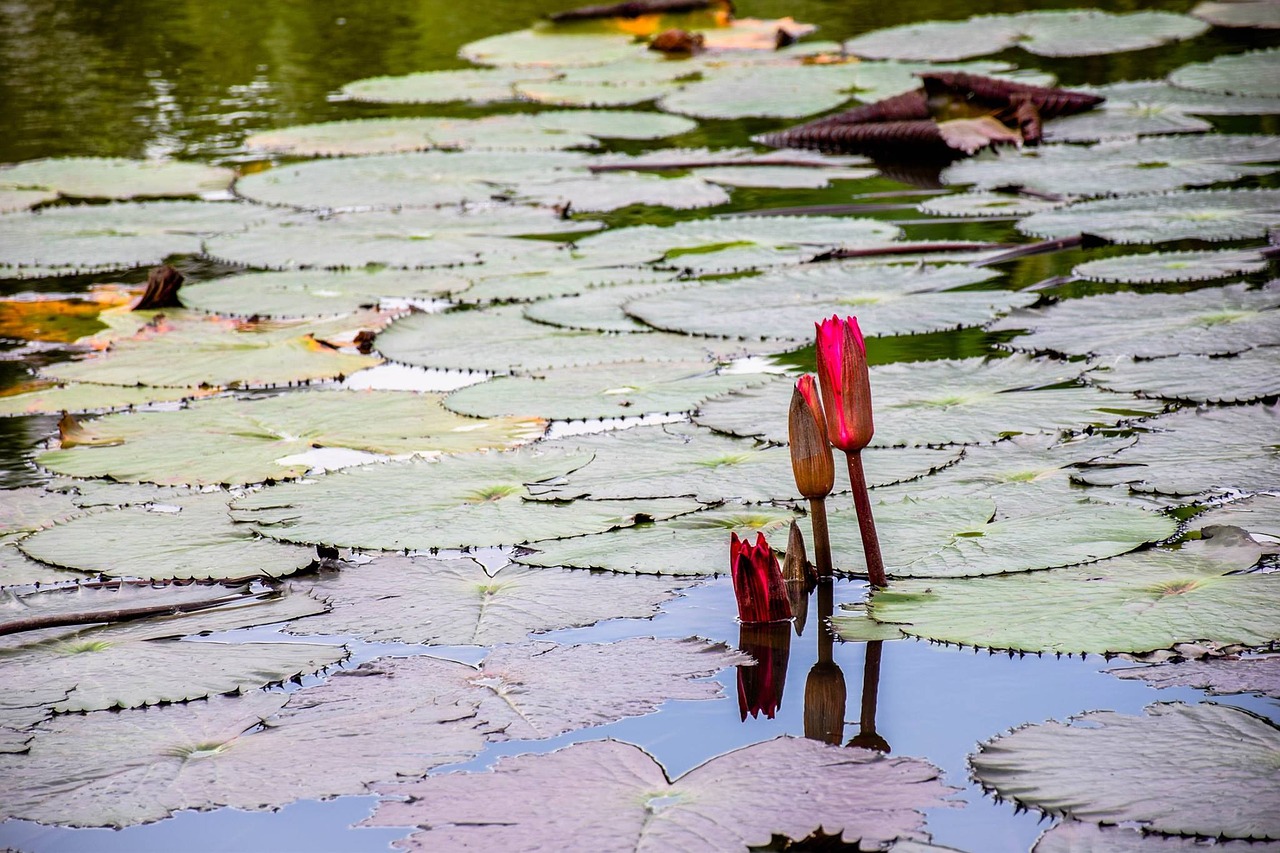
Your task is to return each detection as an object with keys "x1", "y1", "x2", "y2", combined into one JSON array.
[
  {"x1": 286, "y1": 556, "x2": 695, "y2": 645},
  {"x1": 625, "y1": 263, "x2": 1027, "y2": 341},
  {"x1": 1082, "y1": 80, "x2": 1280, "y2": 115},
  {"x1": 1169, "y1": 48, "x2": 1280, "y2": 98},
  {"x1": 179, "y1": 269, "x2": 470, "y2": 319},
  {"x1": 1193, "y1": 0, "x2": 1280, "y2": 29},
  {"x1": 230, "y1": 449, "x2": 702, "y2": 550},
  {"x1": 459, "y1": 267, "x2": 678, "y2": 304},
  {"x1": 1017, "y1": 188, "x2": 1280, "y2": 244},
  {"x1": 696, "y1": 358, "x2": 1161, "y2": 446},
  {"x1": 18, "y1": 496, "x2": 316, "y2": 580},
  {"x1": 523, "y1": 280, "x2": 689, "y2": 332},
  {"x1": 1041, "y1": 106, "x2": 1211, "y2": 142},
  {"x1": 367, "y1": 736, "x2": 956, "y2": 851},
  {"x1": 1, "y1": 486, "x2": 87, "y2": 535},
  {"x1": 864, "y1": 532, "x2": 1277, "y2": 653},
  {"x1": 996, "y1": 282, "x2": 1280, "y2": 358},
  {"x1": 0, "y1": 536, "x2": 89, "y2": 588},
  {"x1": 971, "y1": 702, "x2": 1280, "y2": 839},
  {"x1": 0, "y1": 382, "x2": 199, "y2": 417},
  {"x1": 1194, "y1": 494, "x2": 1280, "y2": 542},
  {"x1": 0, "y1": 158, "x2": 234, "y2": 201},
  {"x1": 658, "y1": 65, "x2": 861, "y2": 120},
  {"x1": 376, "y1": 305, "x2": 777, "y2": 372},
  {"x1": 42, "y1": 311, "x2": 383, "y2": 389},
  {"x1": 37, "y1": 390, "x2": 543, "y2": 486},
  {"x1": 1094, "y1": 348, "x2": 1280, "y2": 404},
  {"x1": 1073, "y1": 403, "x2": 1280, "y2": 496},
  {"x1": 529, "y1": 422, "x2": 957, "y2": 503},
  {"x1": 1073, "y1": 249, "x2": 1267, "y2": 284},
  {"x1": 460, "y1": 30, "x2": 642, "y2": 67},
  {"x1": 511, "y1": 172, "x2": 730, "y2": 213},
  {"x1": 1110, "y1": 655, "x2": 1280, "y2": 699},
  {"x1": 1036, "y1": 820, "x2": 1280, "y2": 853},
  {"x1": 844, "y1": 11, "x2": 1207, "y2": 61},
  {"x1": 0, "y1": 189, "x2": 57, "y2": 213},
  {"x1": 917, "y1": 192, "x2": 1067, "y2": 218},
  {"x1": 340, "y1": 67, "x2": 557, "y2": 104},
  {"x1": 443, "y1": 360, "x2": 773, "y2": 420},
  {"x1": 943, "y1": 135, "x2": 1280, "y2": 198}
]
